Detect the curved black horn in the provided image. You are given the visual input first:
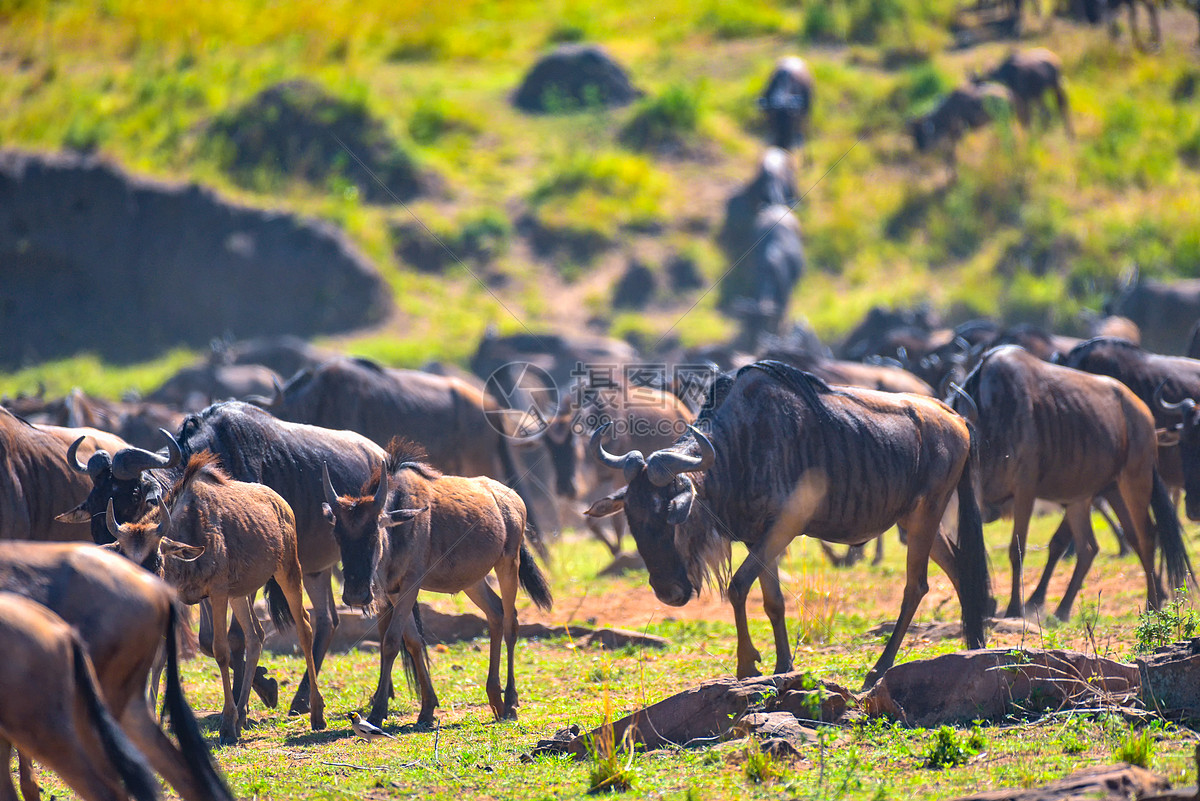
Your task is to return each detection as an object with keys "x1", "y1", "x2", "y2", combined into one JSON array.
[
  {"x1": 105, "y1": 499, "x2": 121, "y2": 541},
  {"x1": 588, "y1": 423, "x2": 645, "y2": 482},
  {"x1": 111, "y1": 429, "x2": 183, "y2": 481},
  {"x1": 321, "y1": 462, "x2": 340, "y2": 510},
  {"x1": 948, "y1": 382, "x2": 979, "y2": 424},
  {"x1": 372, "y1": 460, "x2": 389, "y2": 515},
  {"x1": 1155, "y1": 382, "x2": 1196, "y2": 417},
  {"x1": 157, "y1": 501, "x2": 172, "y2": 538},
  {"x1": 646, "y1": 425, "x2": 716, "y2": 487},
  {"x1": 66, "y1": 436, "x2": 89, "y2": 474}
]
